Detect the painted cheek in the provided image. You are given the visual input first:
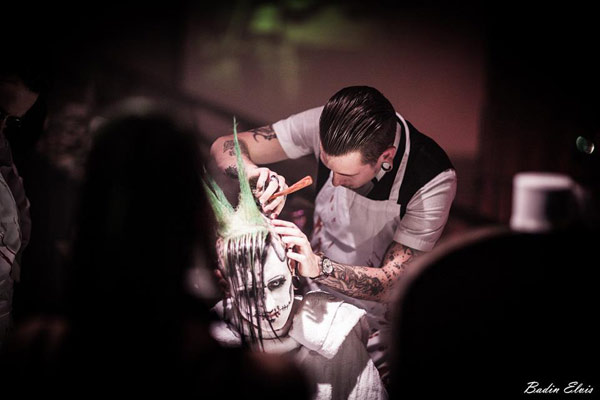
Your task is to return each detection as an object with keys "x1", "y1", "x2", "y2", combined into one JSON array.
[
  {"x1": 261, "y1": 286, "x2": 293, "y2": 329},
  {"x1": 235, "y1": 298, "x2": 253, "y2": 324},
  {"x1": 264, "y1": 287, "x2": 288, "y2": 313},
  {"x1": 264, "y1": 290, "x2": 276, "y2": 312}
]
